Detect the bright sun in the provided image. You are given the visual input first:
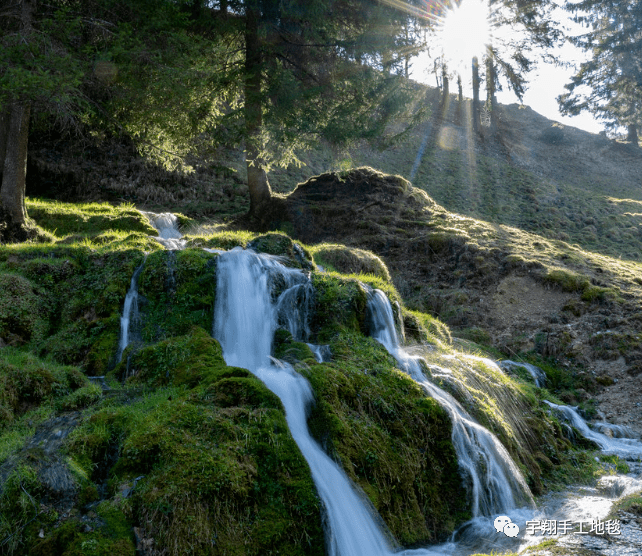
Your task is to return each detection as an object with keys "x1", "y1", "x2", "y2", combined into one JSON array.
[{"x1": 437, "y1": 0, "x2": 491, "y2": 73}]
